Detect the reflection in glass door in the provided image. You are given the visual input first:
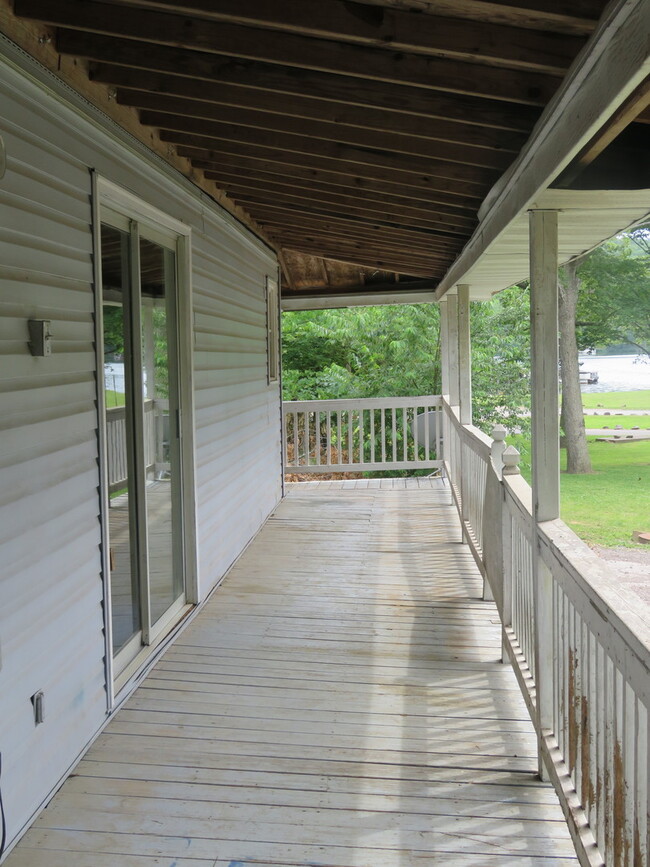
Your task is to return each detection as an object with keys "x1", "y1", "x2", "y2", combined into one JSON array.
[{"x1": 101, "y1": 219, "x2": 185, "y2": 676}]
